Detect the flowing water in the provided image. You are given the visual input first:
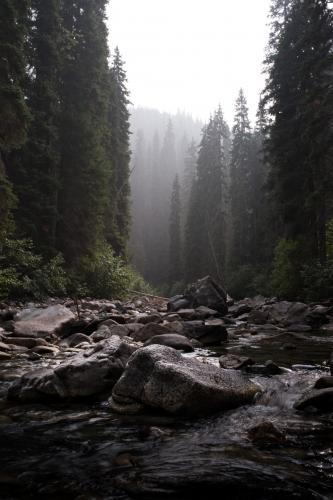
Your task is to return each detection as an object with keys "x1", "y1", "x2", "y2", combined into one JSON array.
[{"x1": 0, "y1": 331, "x2": 333, "y2": 499}]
